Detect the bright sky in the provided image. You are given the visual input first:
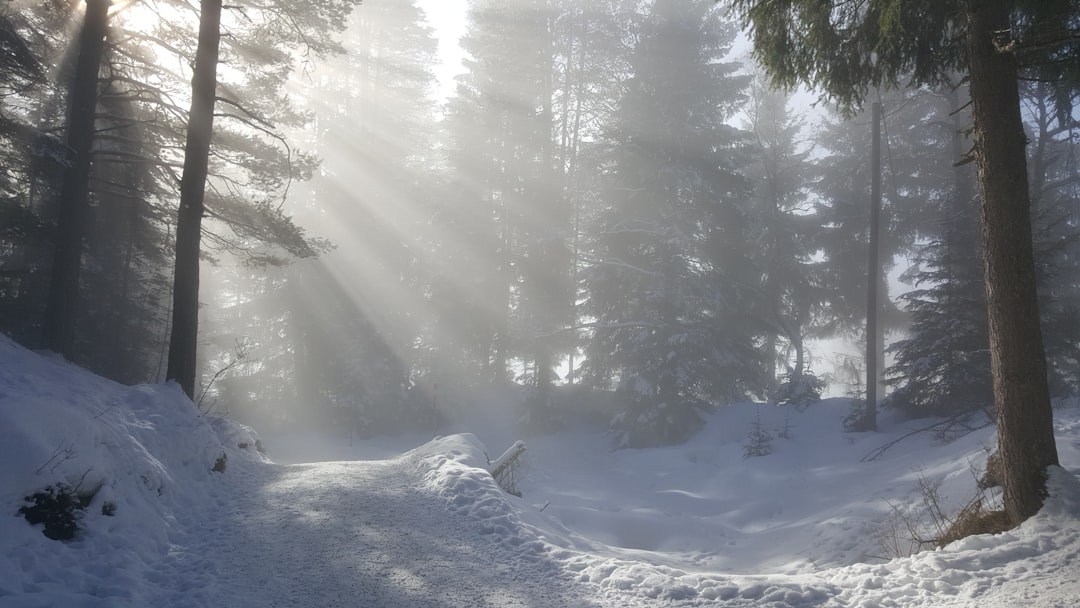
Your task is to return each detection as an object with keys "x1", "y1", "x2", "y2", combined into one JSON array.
[{"x1": 417, "y1": 0, "x2": 468, "y2": 95}]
